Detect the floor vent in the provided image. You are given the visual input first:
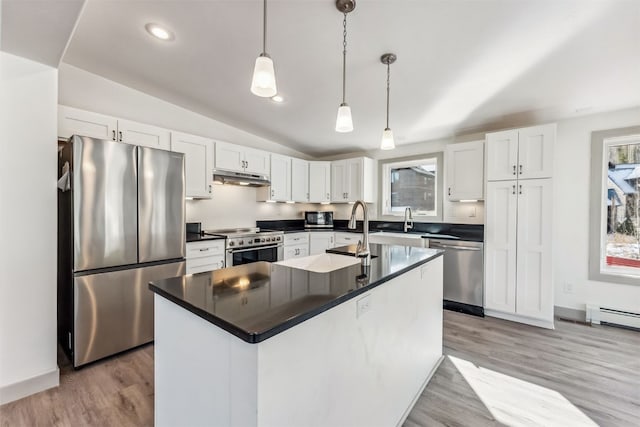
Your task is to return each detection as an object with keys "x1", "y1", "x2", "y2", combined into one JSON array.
[{"x1": 586, "y1": 305, "x2": 640, "y2": 331}]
